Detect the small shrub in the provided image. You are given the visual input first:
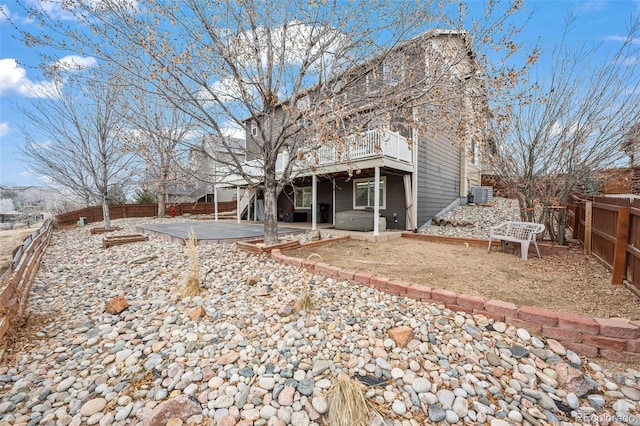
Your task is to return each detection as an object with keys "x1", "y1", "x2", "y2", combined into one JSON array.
[
  {"x1": 293, "y1": 292, "x2": 314, "y2": 314},
  {"x1": 181, "y1": 228, "x2": 201, "y2": 297},
  {"x1": 327, "y1": 373, "x2": 371, "y2": 426}
]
